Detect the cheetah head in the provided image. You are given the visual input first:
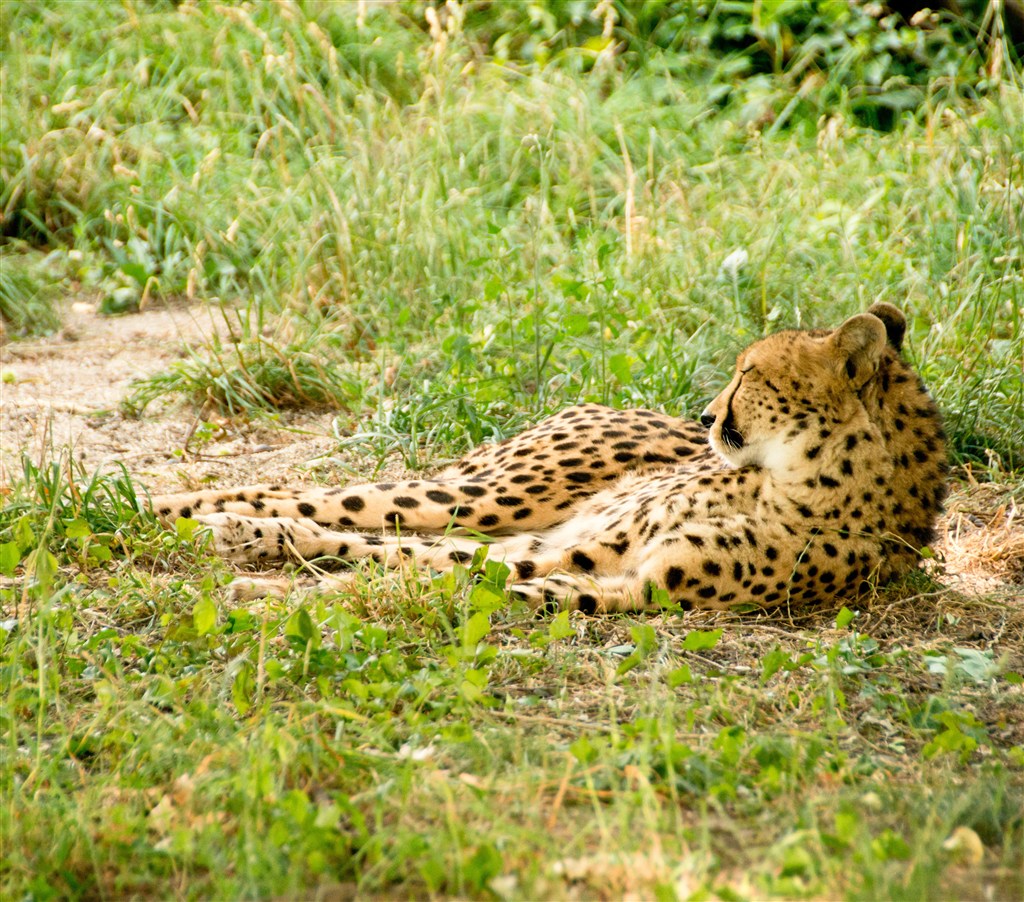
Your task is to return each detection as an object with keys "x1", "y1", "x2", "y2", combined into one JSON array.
[{"x1": 701, "y1": 309, "x2": 893, "y2": 472}]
